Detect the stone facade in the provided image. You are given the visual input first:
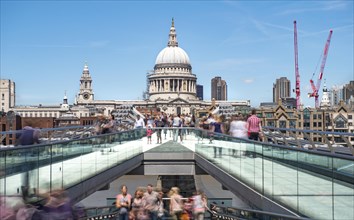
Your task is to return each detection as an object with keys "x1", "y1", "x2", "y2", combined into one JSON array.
[
  {"x1": 258, "y1": 100, "x2": 354, "y2": 145},
  {"x1": 0, "y1": 79, "x2": 15, "y2": 112}
]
